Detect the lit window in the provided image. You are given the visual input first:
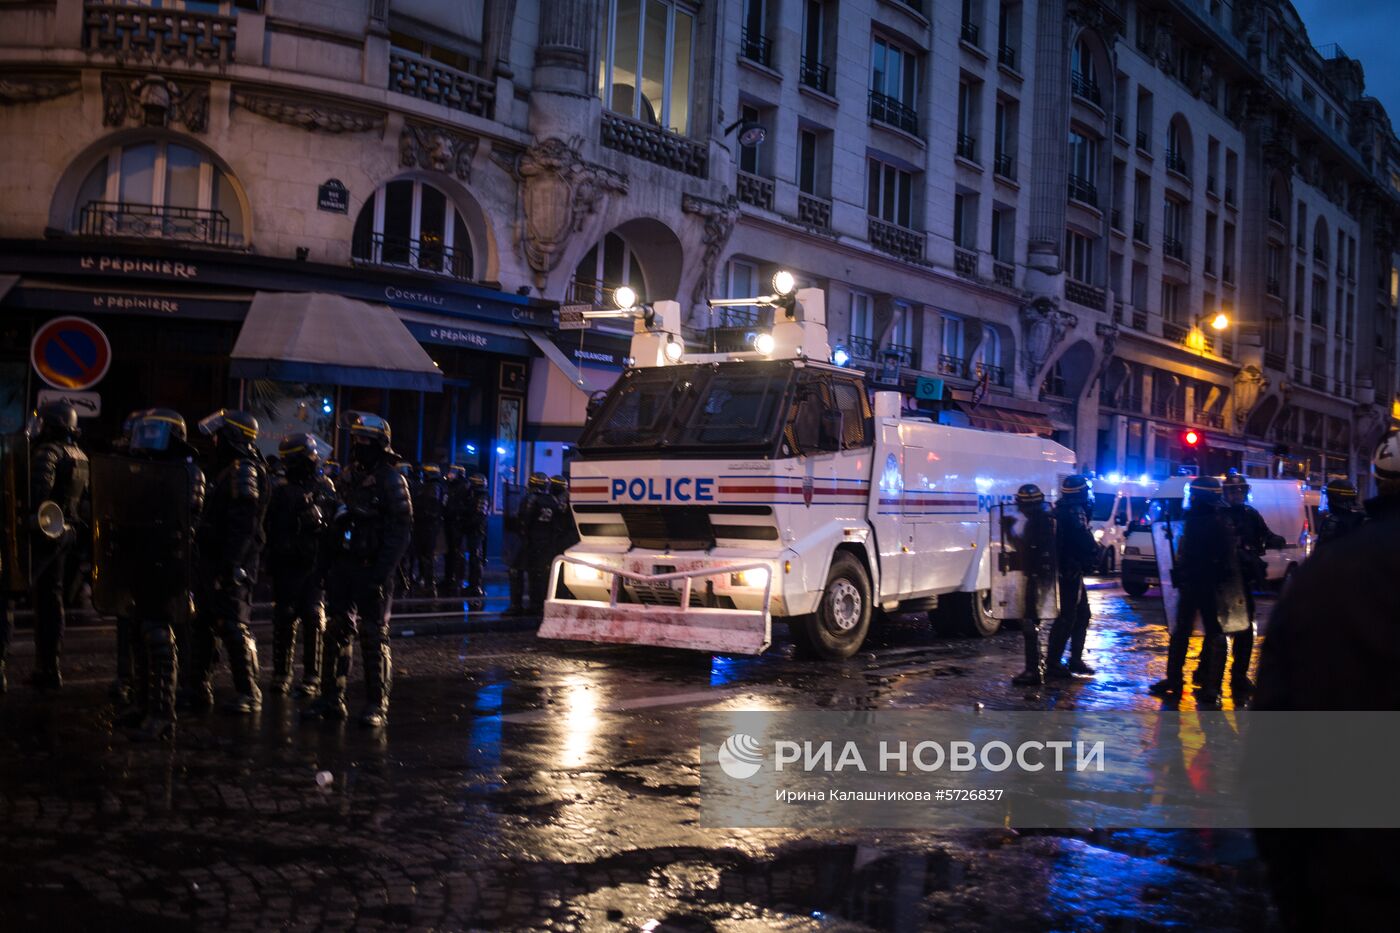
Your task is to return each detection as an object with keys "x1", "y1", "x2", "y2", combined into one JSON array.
[
  {"x1": 352, "y1": 180, "x2": 473, "y2": 279},
  {"x1": 597, "y1": 0, "x2": 695, "y2": 135}
]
